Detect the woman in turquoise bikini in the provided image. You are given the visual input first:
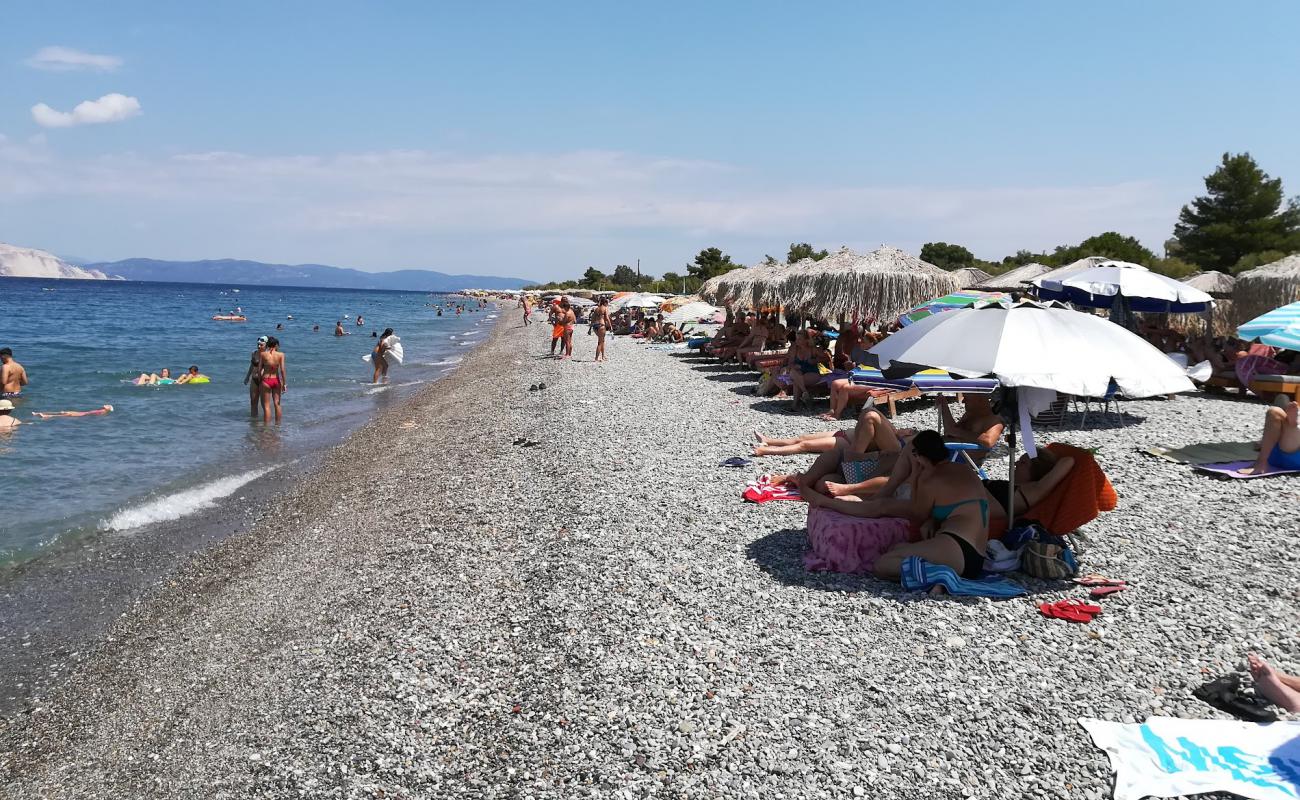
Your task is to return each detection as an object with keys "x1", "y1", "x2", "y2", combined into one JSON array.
[{"x1": 802, "y1": 430, "x2": 990, "y2": 580}]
